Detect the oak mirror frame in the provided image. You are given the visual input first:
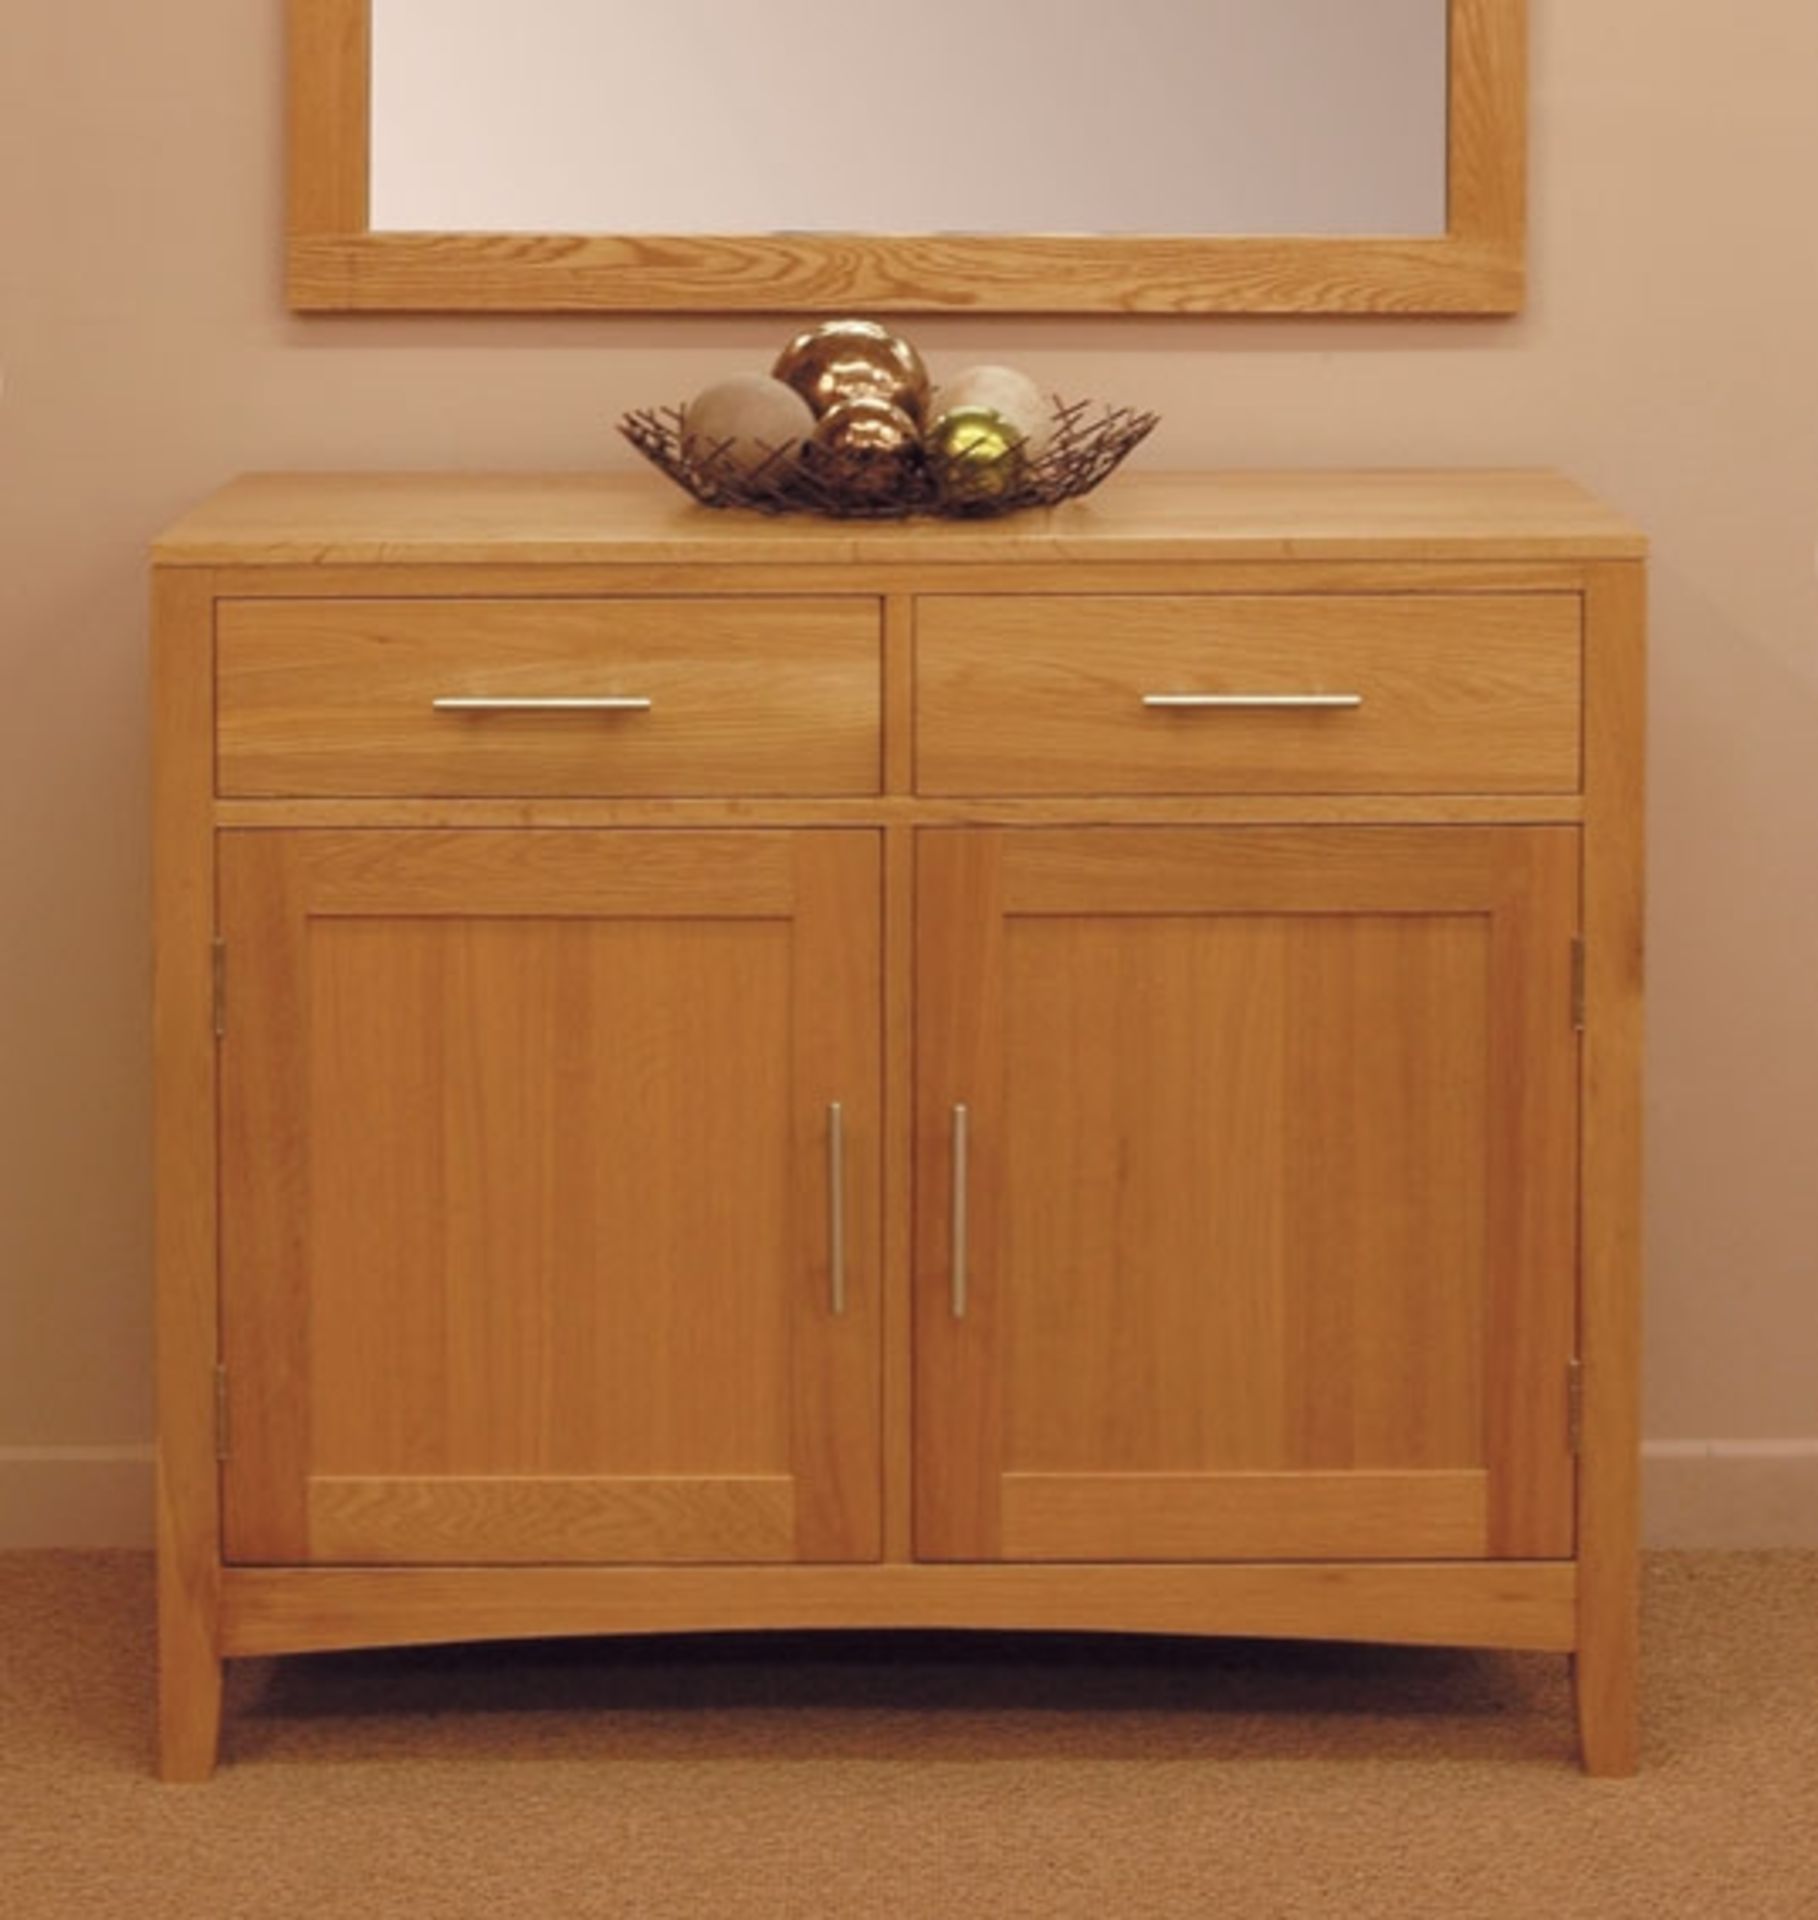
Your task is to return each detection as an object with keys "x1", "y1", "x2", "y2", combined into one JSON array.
[{"x1": 287, "y1": 0, "x2": 1526, "y2": 316}]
